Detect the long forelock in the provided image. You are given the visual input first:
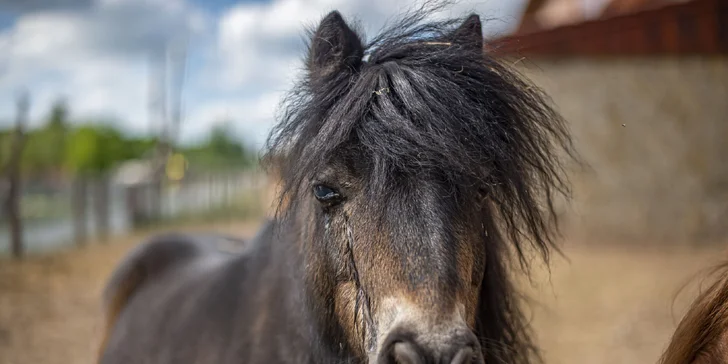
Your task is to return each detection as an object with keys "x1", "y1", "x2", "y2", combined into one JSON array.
[{"x1": 265, "y1": 11, "x2": 575, "y2": 267}]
